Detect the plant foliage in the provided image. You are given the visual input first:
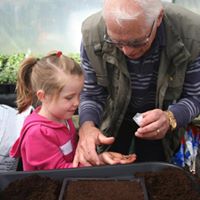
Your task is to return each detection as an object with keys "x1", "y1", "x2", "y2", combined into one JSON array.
[
  {"x1": 67, "y1": 52, "x2": 81, "y2": 64},
  {"x1": 0, "y1": 53, "x2": 25, "y2": 84},
  {"x1": 0, "y1": 53, "x2": 80, "y2": 84}
]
